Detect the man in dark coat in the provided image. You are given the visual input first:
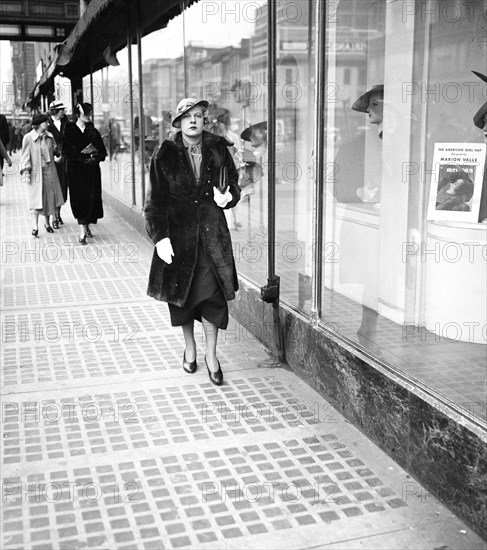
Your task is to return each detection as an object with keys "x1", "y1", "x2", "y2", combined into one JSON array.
[
  {"x1": 47, "y1": 100, "x2": 69, "y2": 226},
  {"x1": 144, "y1": 98, "x2": 240, "y2": 386}
]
